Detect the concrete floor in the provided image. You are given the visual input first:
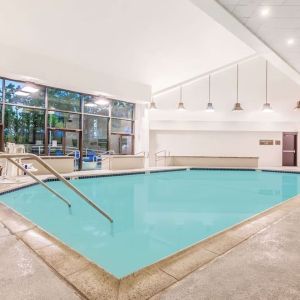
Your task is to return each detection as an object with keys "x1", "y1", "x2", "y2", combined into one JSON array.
[
  {"x1": 152, "y1": 208, "x2": 300, "y2": 300},
  {"x1": 0, "y1": 223, "x2": 82, "y2": 300}
]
